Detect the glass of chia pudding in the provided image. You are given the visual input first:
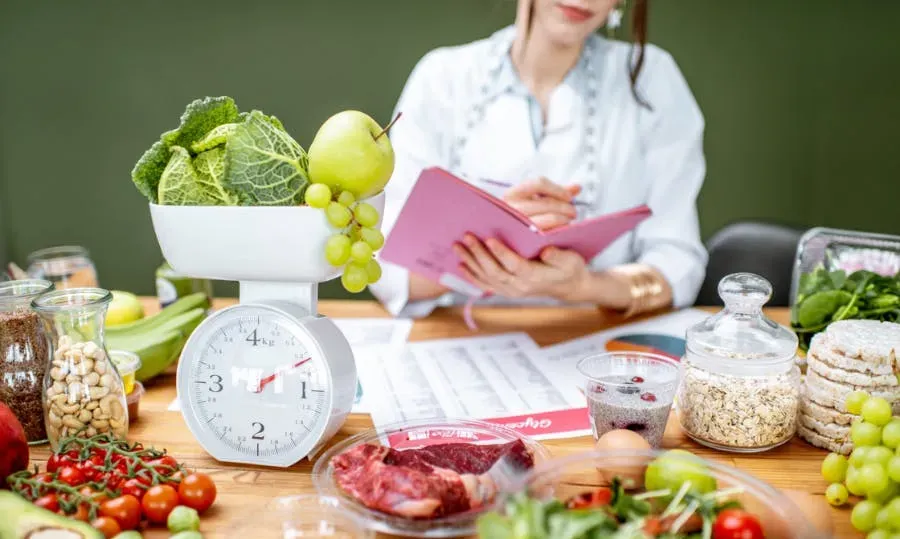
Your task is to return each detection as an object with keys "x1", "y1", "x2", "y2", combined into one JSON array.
[{"x1": 576, "y1": 352, "x2": 680, "y2": 448}]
